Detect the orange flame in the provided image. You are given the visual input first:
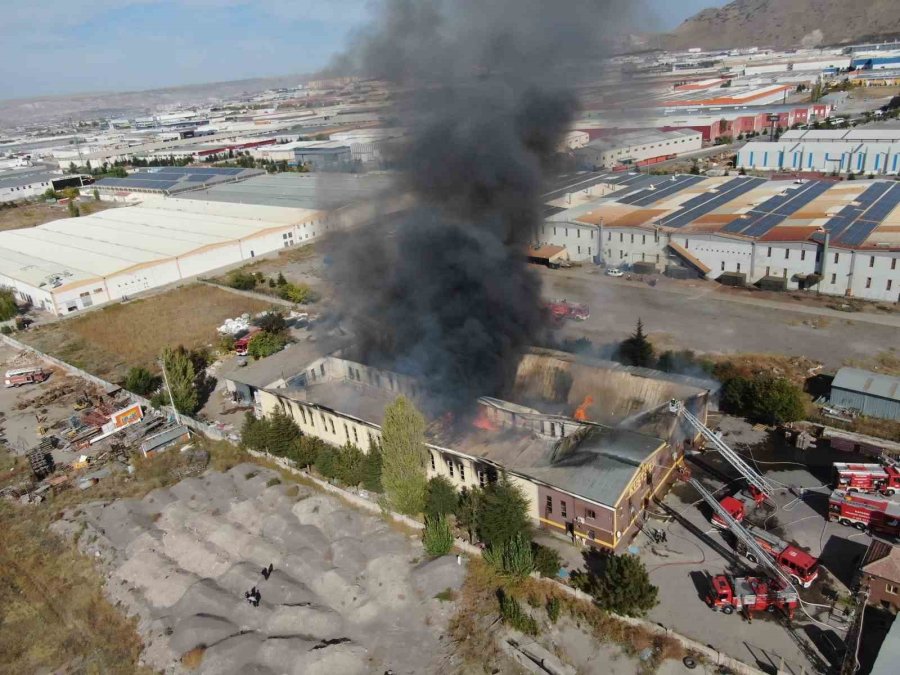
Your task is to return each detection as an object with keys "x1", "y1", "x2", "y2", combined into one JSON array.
[
  {"x1": 573, "y1": 395, "x2": 594, "y2": 421},
  {"x1": 473, "y1": 407, "x2": 498, "y2": 431}
]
